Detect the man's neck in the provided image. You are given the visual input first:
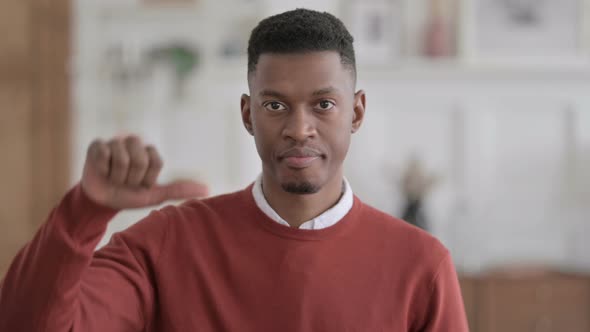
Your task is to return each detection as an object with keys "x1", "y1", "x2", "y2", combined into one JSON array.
[{"x1": 261, "y1": 172, "x2": 344, "y2": 228}]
